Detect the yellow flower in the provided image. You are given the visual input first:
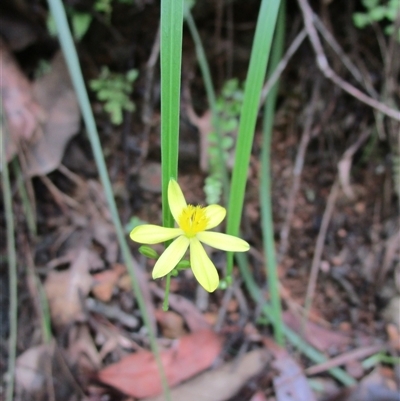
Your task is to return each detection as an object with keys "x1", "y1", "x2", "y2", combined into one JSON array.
[{"x1": 130, "y1": 178, "x2": 250, "y2": 292}]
